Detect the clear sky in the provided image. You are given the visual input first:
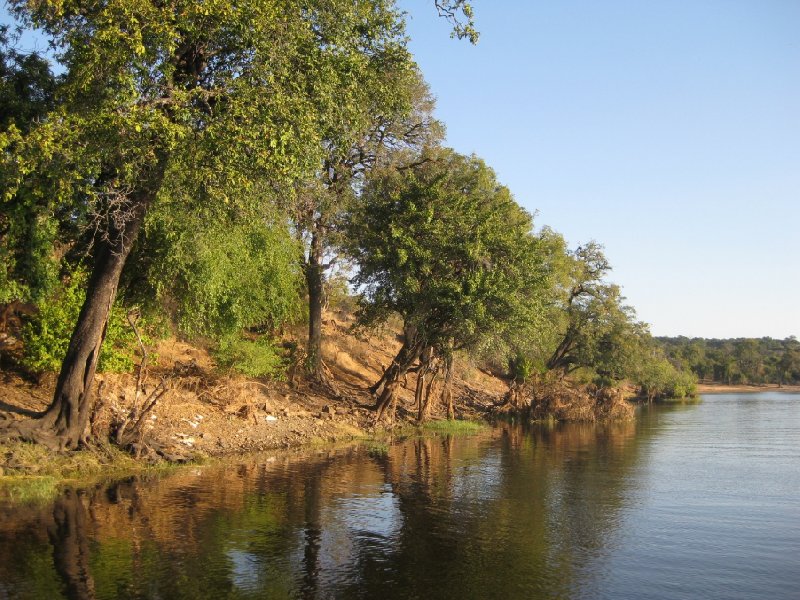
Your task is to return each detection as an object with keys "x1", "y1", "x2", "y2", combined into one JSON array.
[{"x1": 401, "y1": 0, "x2": 799, "y2": 339}]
